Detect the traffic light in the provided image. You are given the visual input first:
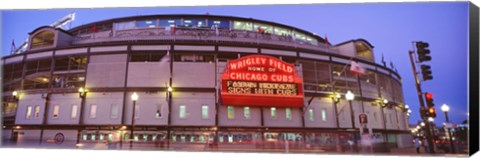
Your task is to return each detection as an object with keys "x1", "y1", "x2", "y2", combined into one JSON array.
[
  {"x1": 416, "y1": 42, "x2": 431, "y2": 62},
  {"x1": 420, "y1": 65, "x2": 433, "y2": 81},
  {"x1": 427, "y1": 107, "x2": 437, "y2": 118},
  {"x1": 425, "y1": 92, "x2": 434, "y2": 108}
]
